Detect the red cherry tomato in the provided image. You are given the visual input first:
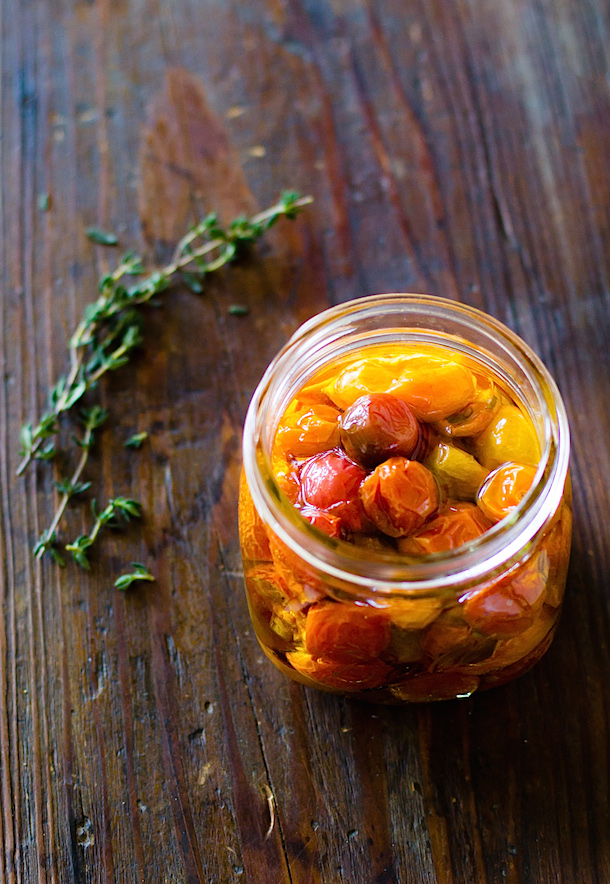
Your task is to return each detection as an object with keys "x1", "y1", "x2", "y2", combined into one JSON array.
[
  {"x1": 300, "y1": 506, "x2": 345, "y2": 539},
  {"x1": 305, "y1": 600, "x2": 391, "y2": 663},
  {"x1": 359, "y1": 457, "x2": 439, "y2": 538},
  {"x1": 299, "y1": 449, "x2": 369, "y2": 532}
]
